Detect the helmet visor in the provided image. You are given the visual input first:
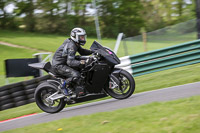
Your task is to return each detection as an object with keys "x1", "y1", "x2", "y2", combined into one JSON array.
[
  {"x1": 79, "y1": 35, "x2": 87, "y2": 41},
  {"x1": 78, "y1": 34, "x2": 87, "y2": 45}
]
